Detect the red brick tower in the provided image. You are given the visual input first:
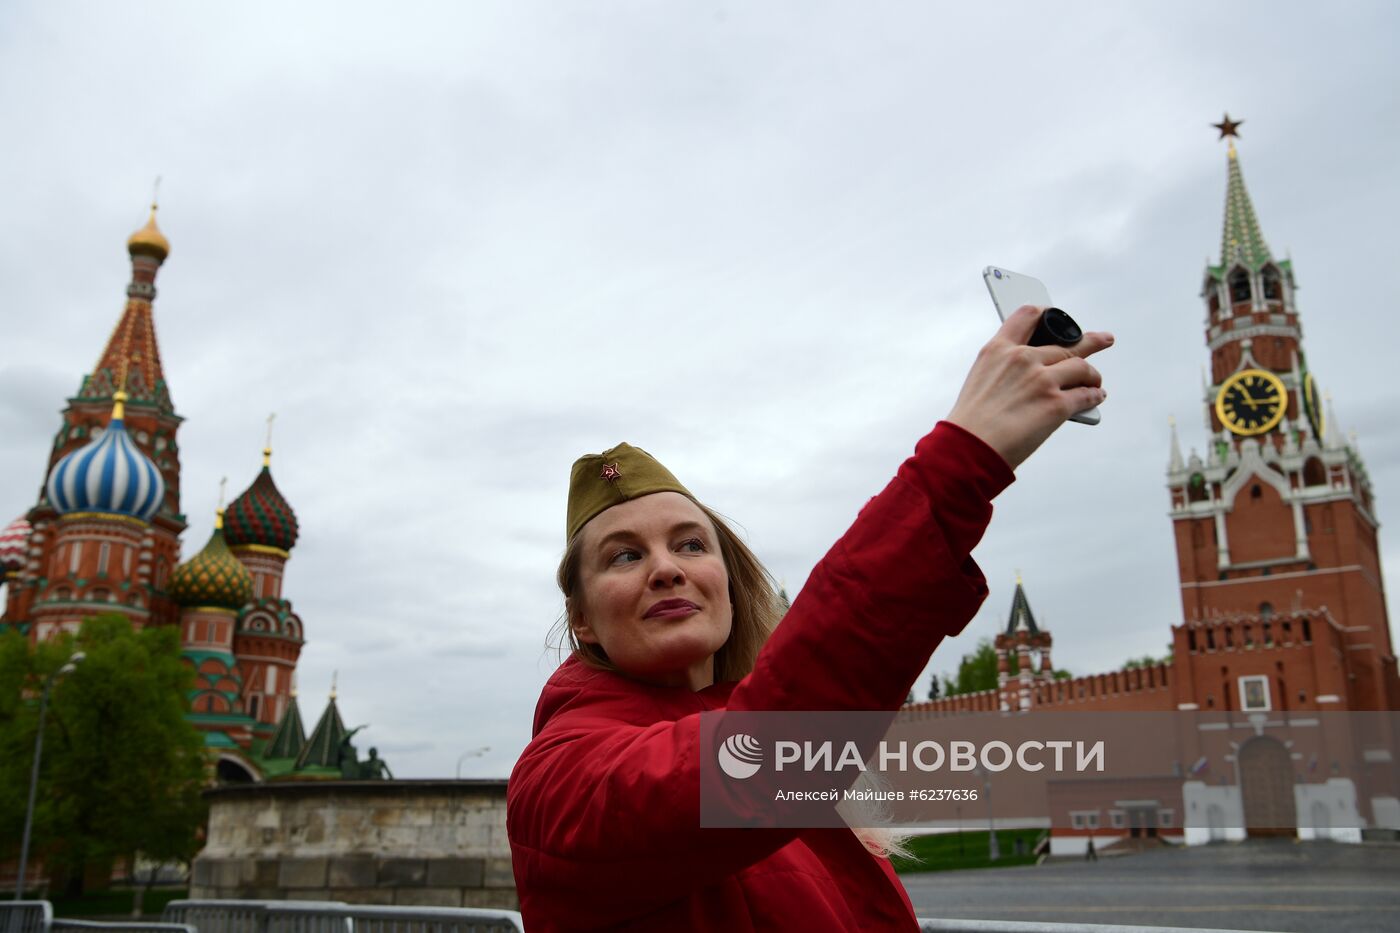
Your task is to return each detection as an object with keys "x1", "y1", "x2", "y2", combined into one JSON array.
[
  {"x1": 995, "y1": 577, "x2": 1055, "y2": 712},
  {"x1": 1166, "y1": 130, "x2": 1399, "y2": 713},
  {"x1": 2, "y1": 206, "x2": 187, "y2": 638}
]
